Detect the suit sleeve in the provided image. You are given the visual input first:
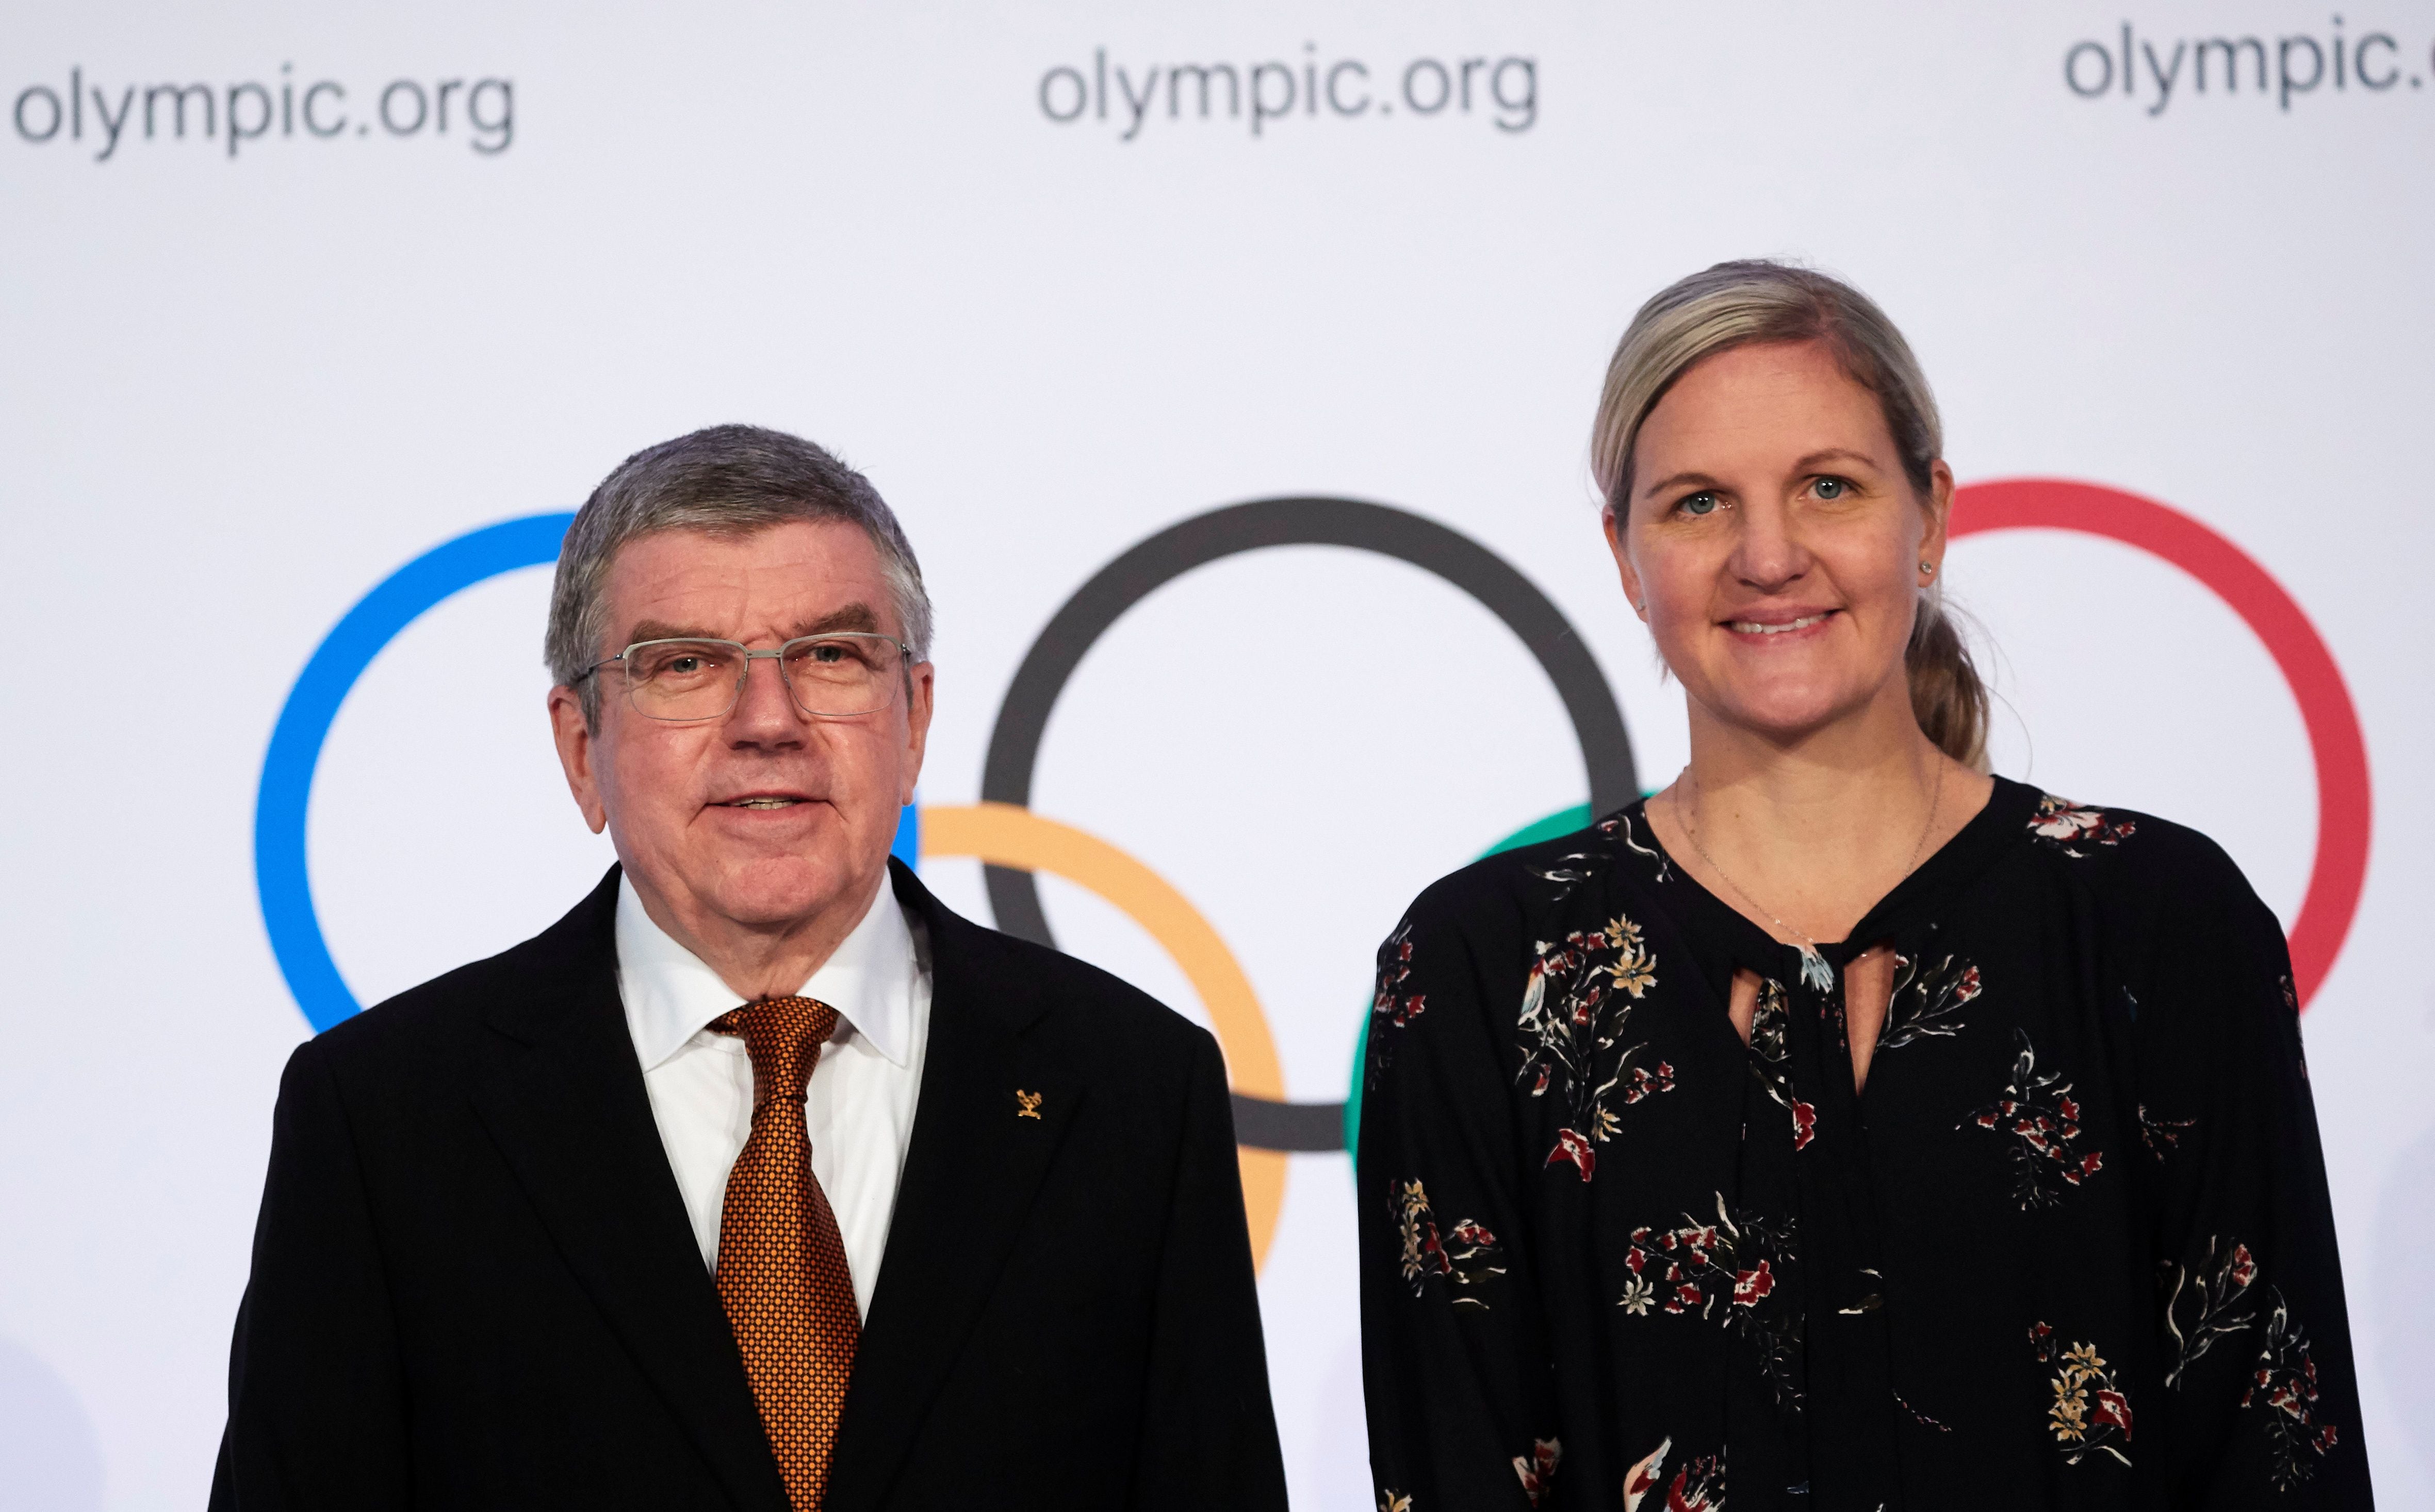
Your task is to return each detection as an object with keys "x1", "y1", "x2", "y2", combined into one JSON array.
[
  {"x1": 2129, "y1": 843, "x2": 2374, "y2": 1506},
  {"x1": 1358, "y1": 900, "x2": 1550, "y2": 1511},
  {"x1": 211, "y1": 1037, "x2": 412, "y2": 1511},
  {"x1": 1126, "y1": 1027, "x2": 1290, "y2": 1511}
]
